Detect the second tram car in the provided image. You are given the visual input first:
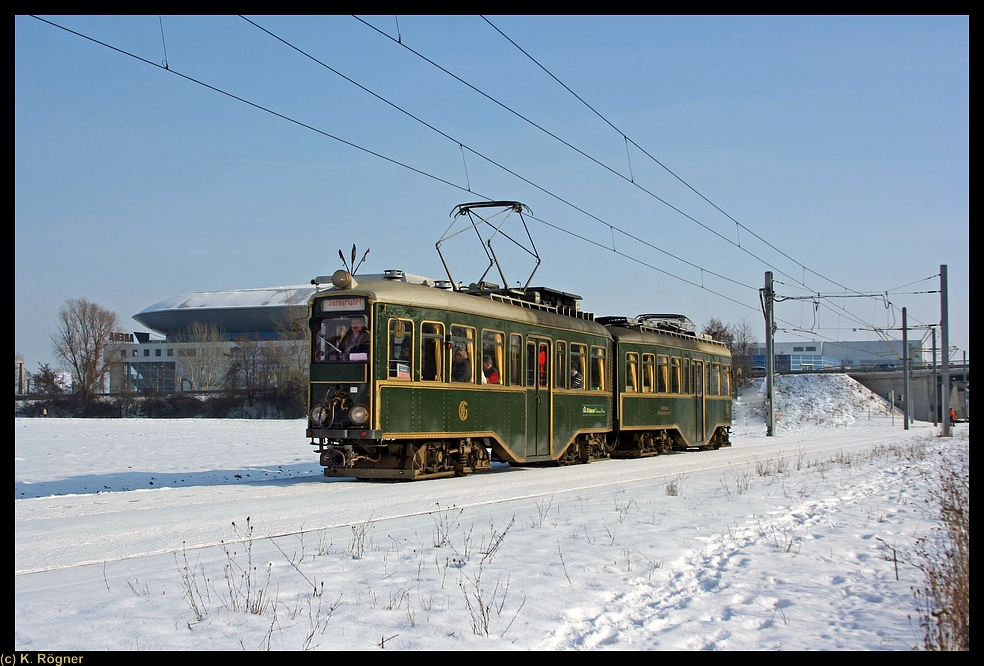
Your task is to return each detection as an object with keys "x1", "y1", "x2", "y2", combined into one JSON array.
[{"x1": 599, "y1": 315, "x2": 732, "y2": 457}]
